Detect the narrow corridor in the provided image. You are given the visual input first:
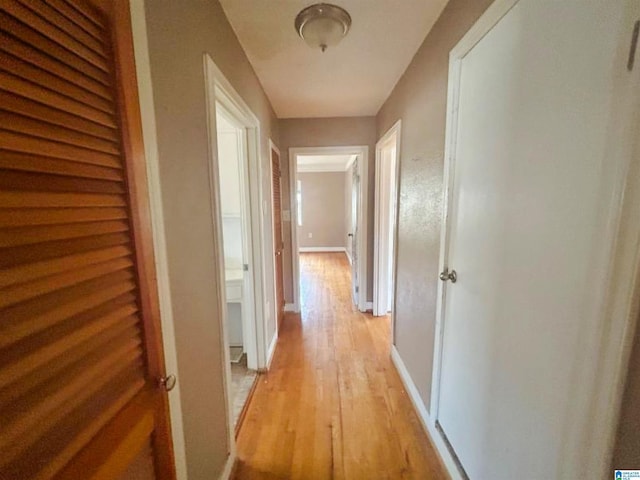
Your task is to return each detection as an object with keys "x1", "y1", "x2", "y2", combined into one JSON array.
[{"x1": 235, "y1": 253, "x2": 446, "y2": 479}]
